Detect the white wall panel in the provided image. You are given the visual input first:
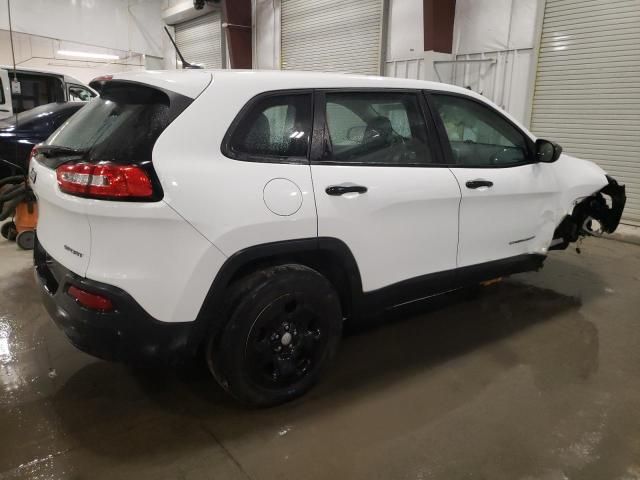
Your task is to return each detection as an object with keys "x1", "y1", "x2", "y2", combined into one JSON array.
[
  {"x1": 0, "y1": 0, "x2": 11, "y2": 29},
  {"x1": 454, "y1": 0, "x2": 512, "y2": 54},
  {"x1": 386, "y1": 0, "x2": 423, "y2": 61},
  {"x1": 0, "y1": 0, "x2": 164, "y2": 57},
  {"x1": 385, "y1": 52, "x2": 453, "y2": 82},
  {"x1": 128, "y1": 0, "x2": 165, "y2": 58},
  {"x1": 509, "y1": 0, "x2": 540, "y2": 49},
  {"x1": 448, "y1": 0, "x2": 541, "y2": 124},
  {"x1": 18, "y1": 57, "x2": 145, "y2": 84},
  {"x1": 448, "y1": 49, "x2": 535, "y2": 124},
  {"x1": 454, "y1": 0, "x2": 541, "y2": 54},
  {"x1": 385, "y1": 57, "x2": 425, "y2": 80},
  {"x1": 254, "y1": 0, "x2": 280, "y2": 69},
  {"x1": 0, "y1": 29, "x2": 145, "y2": 83}
]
